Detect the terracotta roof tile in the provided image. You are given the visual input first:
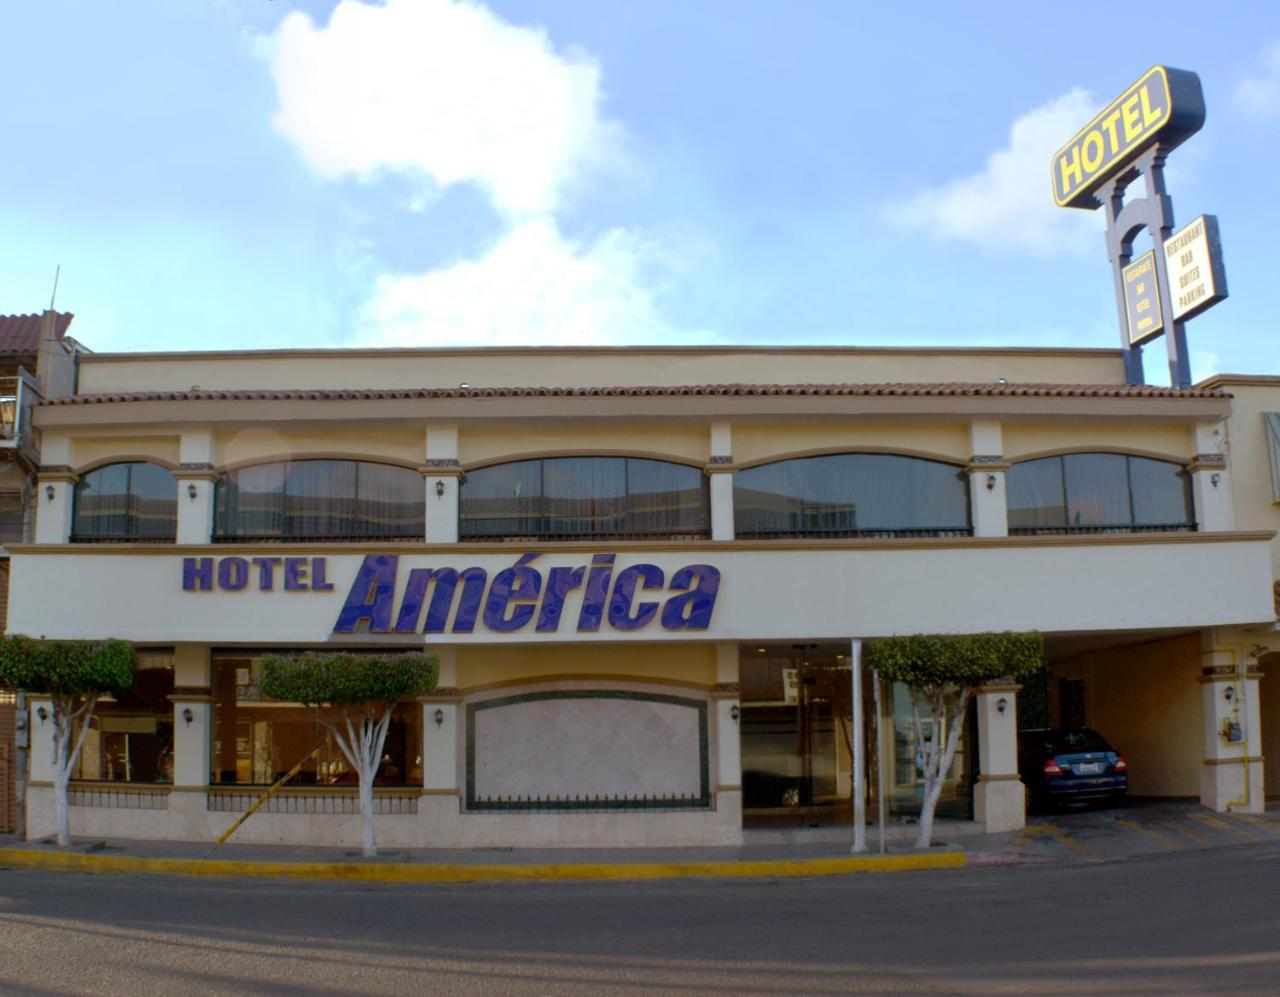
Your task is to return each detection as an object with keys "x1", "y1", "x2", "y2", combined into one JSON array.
[
  {"x1": 39, "y1": 381, "x2": 1230, "y2": 406},
  {"x1": 0, "y1": 313, "x2": 72, "y2": 354}
]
